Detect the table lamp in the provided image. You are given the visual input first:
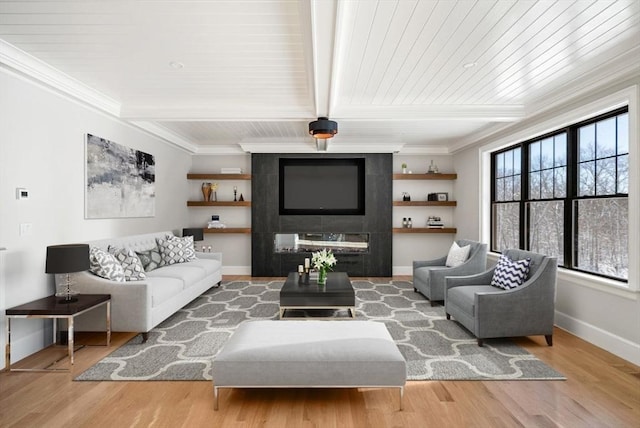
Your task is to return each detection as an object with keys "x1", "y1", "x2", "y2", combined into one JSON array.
[
  {"x1": 182, "y1": 228, "x2": 204, "y2": 242},
  {"x1": 45, "y1": 244, "x2": 90, "y2": 303}
]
